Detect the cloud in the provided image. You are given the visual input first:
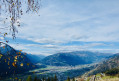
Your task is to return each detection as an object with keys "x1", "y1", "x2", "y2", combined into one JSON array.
[
  {"x1": 9, "y1": 42, "x2": 116, "y2": 55},
  {"x1": 26, "y1": 38, "x2": 63, "y2": 44},
  {"x1": 3, "y1": 0, "x2": 119, "y2": 55},
  {"x1": 0, "y1": 37, "x2": 4, "y2": 40}
]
